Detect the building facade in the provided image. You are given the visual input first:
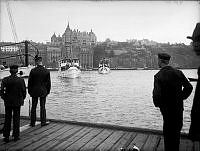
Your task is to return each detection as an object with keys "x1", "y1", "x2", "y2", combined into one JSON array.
[
  {"x1": 0, "y1": 42, "x2": 47, "y2": 67},
  {"x1": 50, "y1": 22, "x2": 97, "y2": 69},
  {"x1": 46, "y1": 46, "x2": 61, "y2": 68}
]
